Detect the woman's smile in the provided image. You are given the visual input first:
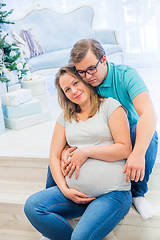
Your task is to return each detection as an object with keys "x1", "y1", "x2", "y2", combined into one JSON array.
[{"x1": 75, "y1": 92, "x2": 83, "y2": 99}]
